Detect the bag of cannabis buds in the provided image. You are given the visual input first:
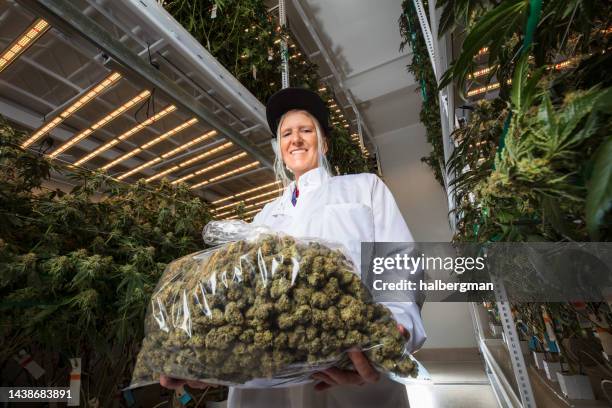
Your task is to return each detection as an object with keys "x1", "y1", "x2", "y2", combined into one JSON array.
[{"x1": 129, "y1": 220, "x2": 427, "y2": 388}]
